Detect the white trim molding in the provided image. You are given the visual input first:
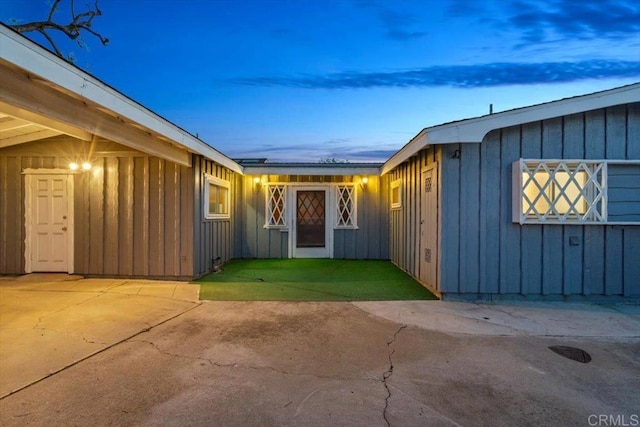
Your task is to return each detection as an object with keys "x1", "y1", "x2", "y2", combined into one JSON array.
[
  {"x1": 24, "y1": 170, "x2": 75, "y2": 273},
  {"x1": 382, "y1": 83, "x2": 640, "y2": 175},
  {"x1": 512, "y1": 159, "x2": 640, "y2": 225},
  {"x1": 264, "y1": 184, "x2": 287, "y2": 228},
  {"x1": 204, "y1": 174, "x2": 231, "y2": 220},
  {"x1": 391, "y1": 179, "x2": 402, "y2": 210},
  {"x1": 1, "y1": 25, "x2": 242, "y2": 173},
  {"x1": 335, "y1": 185, "x2": 358, "y2": 229}
]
